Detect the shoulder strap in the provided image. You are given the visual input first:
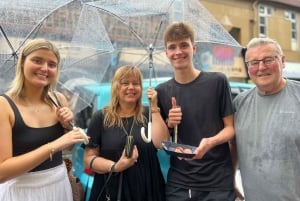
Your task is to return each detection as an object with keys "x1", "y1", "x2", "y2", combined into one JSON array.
[
  {"x1": 1, "y1": 94, "x2": 19, "y2": 113},
  {"x1": 1, "y1": 94, "x2": 25, "y2": 129}
]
